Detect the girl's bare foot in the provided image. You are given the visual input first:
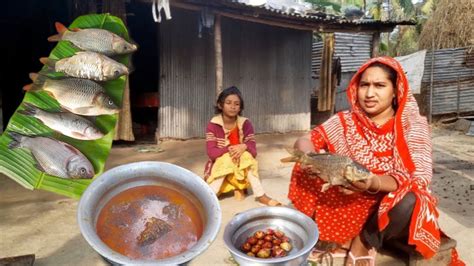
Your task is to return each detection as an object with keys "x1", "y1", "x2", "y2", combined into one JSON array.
[
  {"x1": 234, "y1": 189, "x2": 246, "y2": 201},
  {"x1": 256, "y1": 194, "x2": 282, "y2": 206}
]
